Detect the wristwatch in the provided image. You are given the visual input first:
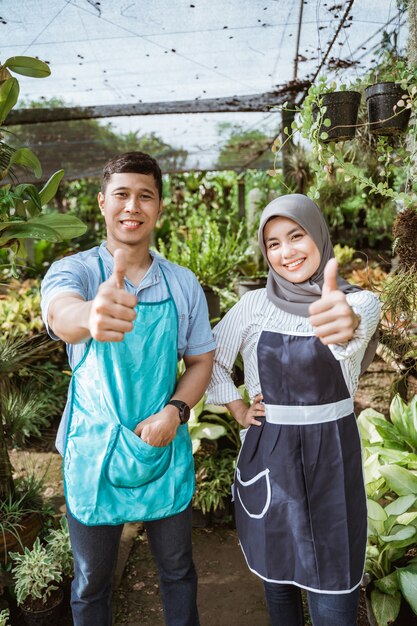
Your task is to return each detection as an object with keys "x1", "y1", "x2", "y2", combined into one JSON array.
[{"x1": 167, "y1": 400, "x2": 191, "y2": 424}]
